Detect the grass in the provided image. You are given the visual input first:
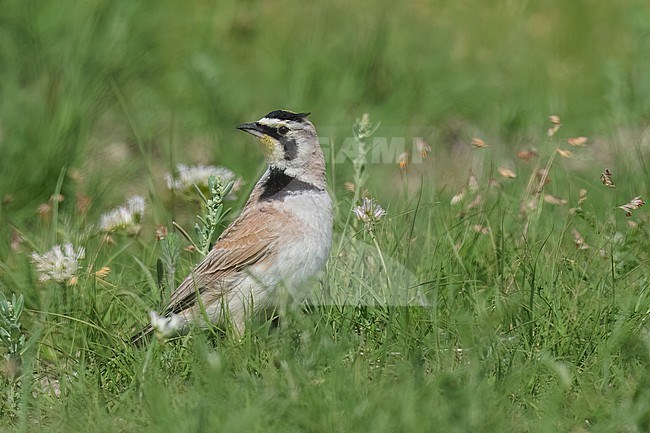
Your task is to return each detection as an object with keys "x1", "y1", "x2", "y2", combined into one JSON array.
[{"x1": 1, "y1": 1, "x2": 650, "y2": 432}]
